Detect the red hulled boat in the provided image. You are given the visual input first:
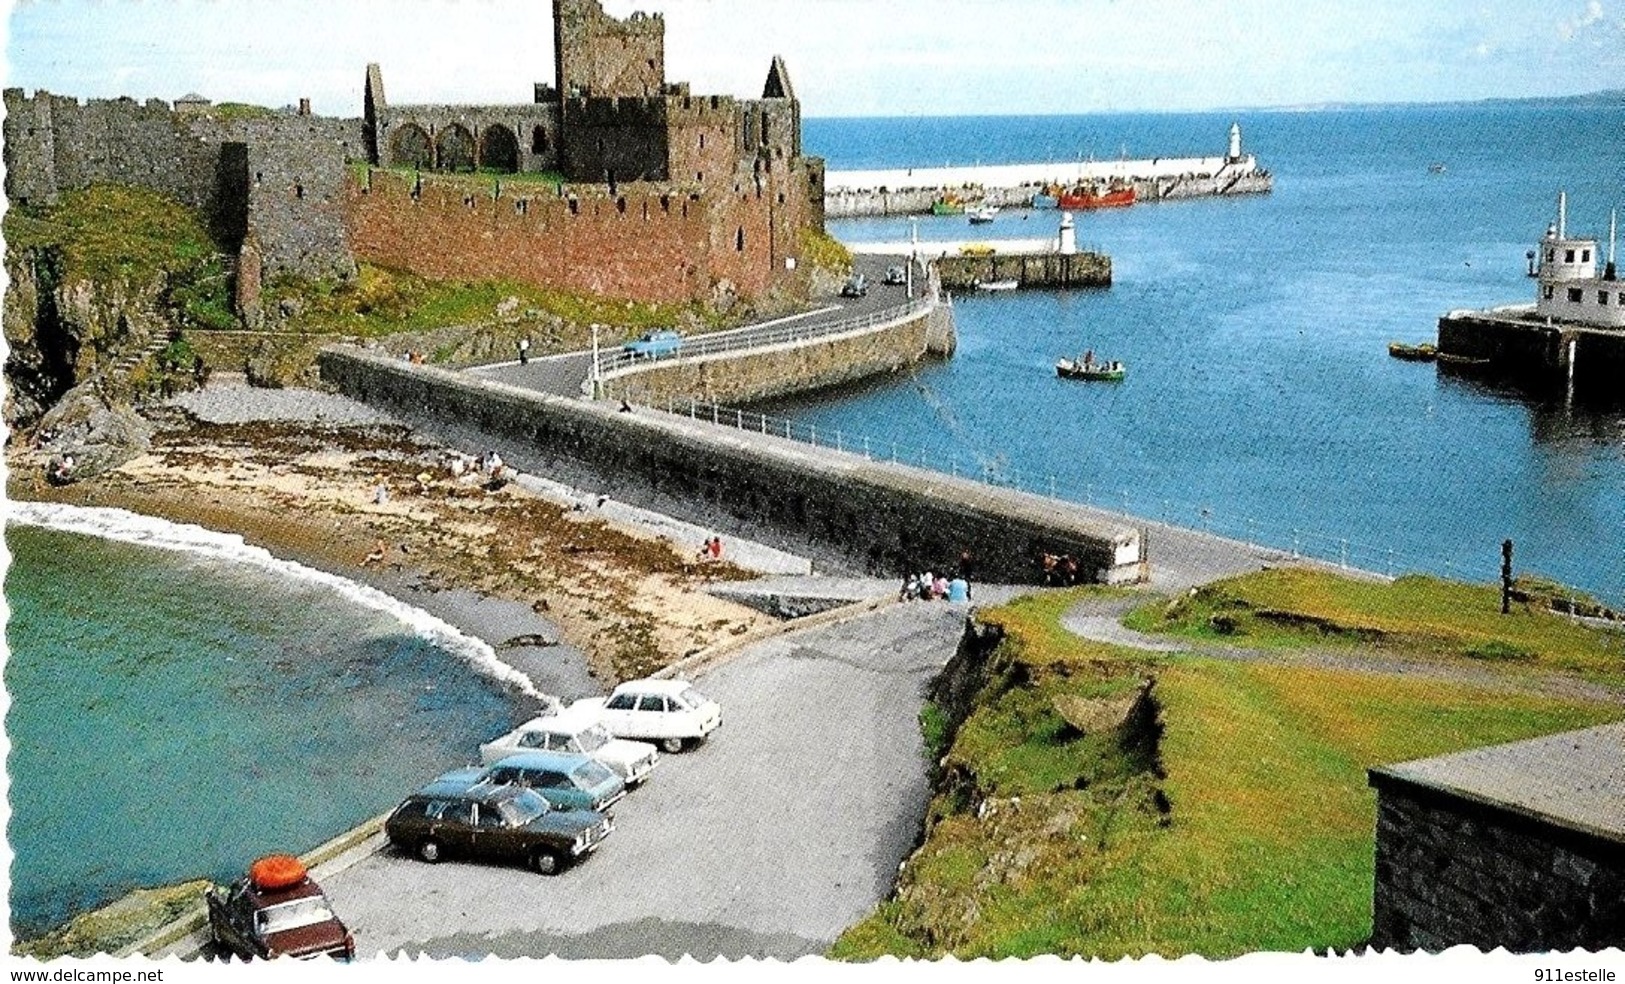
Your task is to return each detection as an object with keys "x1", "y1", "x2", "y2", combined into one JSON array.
[{"x1": 1058, "y1": 183, "x2": 1136, "y2": 209}]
